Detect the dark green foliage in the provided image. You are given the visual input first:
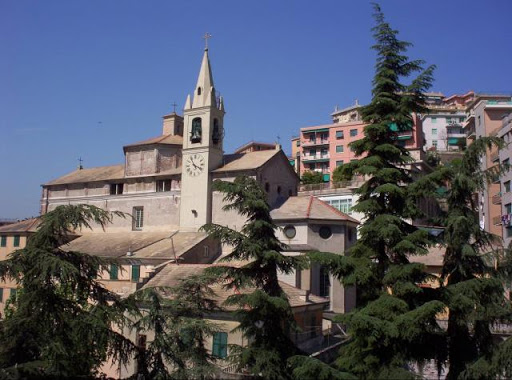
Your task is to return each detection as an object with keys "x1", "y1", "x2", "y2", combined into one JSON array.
[
  {"x1": 131, "y1": 273, "x2": 219, "y2": 380},
  {"x1": 202, "y1": 176, "x2": 305, "y2": 379},
  {"x1": 311, "y1": 4, "x2": 445, "y2": 378},
  {"x1": 301, "y1": 170, "x2": 324, "y2": 184},
  {"x1": 288, "y1": 356, "x2": 356, "y2": 380},
  {"x1": 0, "y1": 205, "x2": 134, "y2": 378},
  {"x1": 428, "y1": 137, "x2": 512, "y2": 379}
]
